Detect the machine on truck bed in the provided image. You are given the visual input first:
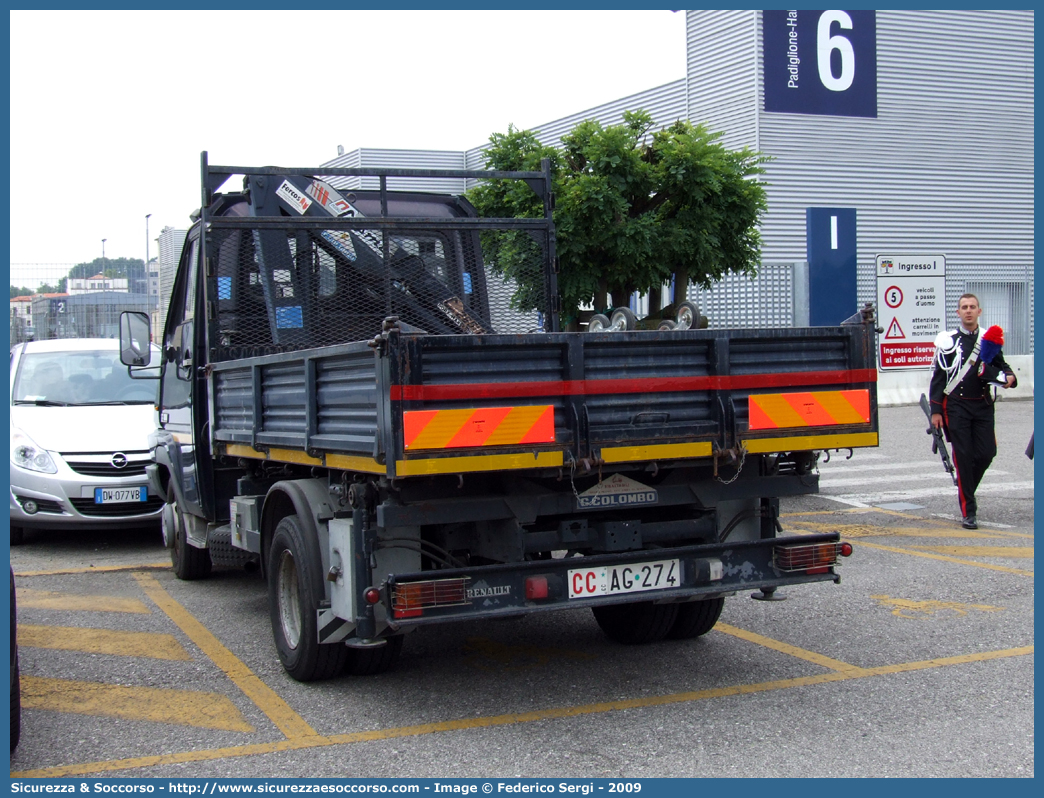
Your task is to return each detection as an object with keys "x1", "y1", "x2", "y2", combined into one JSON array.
[{"x1": 120, "y1": 152, "x2": 877, "y2": 681}]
